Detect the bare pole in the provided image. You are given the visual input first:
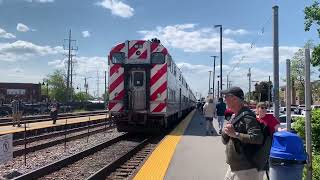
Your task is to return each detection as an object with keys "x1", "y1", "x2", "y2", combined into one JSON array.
[
  {"x1": 214, "y1": 25, "x2": 223, "y2": 97},
  {"x1": 66, "y1": 30, "x2": 71, "y2": 102},
  {"x1": 208, "y1": 71, "x2": 212, "y2": 94},
  {"x1": 286, "y1": 59, "x2": 291, "y2": 131},
  {"x1": 268, "y1": 76, "x2": 271, "y2": 108},
  {"x1": 273, "y1": 6, "x2": 280, "y2": 119},
  {"x1": 63, "y1": 30, "x2": 78, "y2": 103},
  {"x1": 211, "y1": 56, "x2": 218, "y2": 96},
  {"x1": 305, "y1": 48, "x2": 312, "y2": 180},
  {"x1": 247, "y1": 68, "x2": 251, "y2": 101},
  {"x1": 105, "y1": 70, "x2": 107, "y2": 107}
]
